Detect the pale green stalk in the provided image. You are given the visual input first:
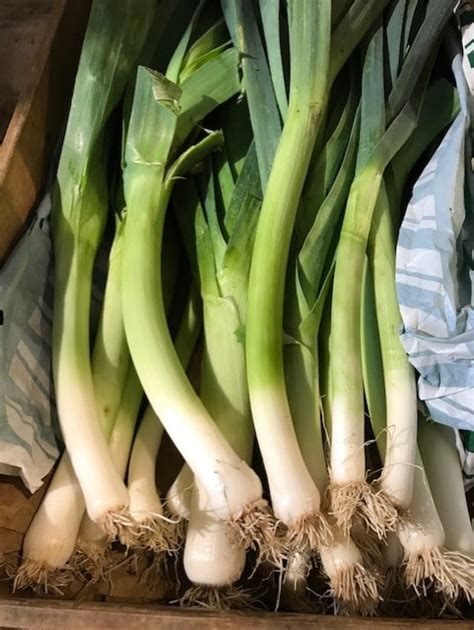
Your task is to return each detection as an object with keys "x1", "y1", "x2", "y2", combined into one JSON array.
[
  {"x1": 51, "y1": 0, "x2": 156, "y2": 527},
  {"x1": 18, "y1": 216, "x2": 137, "y2": 584},
  {"x1": 328, "y1": 14, "x2": 433, "y2": 535},
  {"x1": 173, "y1": 129, "x2": 272, "y2": 589},
  {"x1": 368, "y1": 184, "x2": 417, "y2": 510},
  {"x1": 121, "y1": 63, "x2": 263, "y2": 525},
  {"x1": 284, "y1": 78, "x2": 381, "y2": 611},
  {"x1": 284, "y1": 342, "x2": 328, "y2": 496},
  {"x1": 363, "y1": 80, "x2": 459, "y2": 511},
  {"x1": 71, "y1": 218, "x2": 136, "y2": 549},
  {"x1": 79, "y1": 277, "x2": 199, "y2": 557},
  {"x1": 313, "y1": 294, "x2": 382, "y2": 614},
  {"x1": 200, "y1": 297, "x2": 253, "y2": 463},
  {"x1": 246, "y1": 0, "x2": 392, "y2": 544},
  {"x1": 181, "y1": 130, "x2": 269, "y2": 591},
  {"x1": 76, "y1": 364, "x2": 143, "y2": 571},
  {"x1": 297, "y1": 66, "x2": 359, "y2": 244},
  {"x1": 171, "y1": 143, "x2": 259, "y2": 526},
  {"x1": 77, "y1": 204, "x2": 184, "y2": 553},
  {"x1": 183, "y1": 289, "x2": 254, "y2": 585},
  {"x1": 127, "y1": 285, "x2": 202, "y2": 550},
  {"x1": 297, "y1": 108, "x2": 360, "y2": 307},
  {"x1": 173, "y1": 282, "x2": 203, "y2": 369},
  {"x1": 92, "y1": 219, "x2": 131, "y2": 437},
  {"x1": 246, "y1": 0, "x2": 331, "y2": 537},
  {"x1": 284, "y1": 87, "x2": 360, "y2": 490},
  {"x1": 107, "y1": 365, "x2": 143, "y2": 483}
]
